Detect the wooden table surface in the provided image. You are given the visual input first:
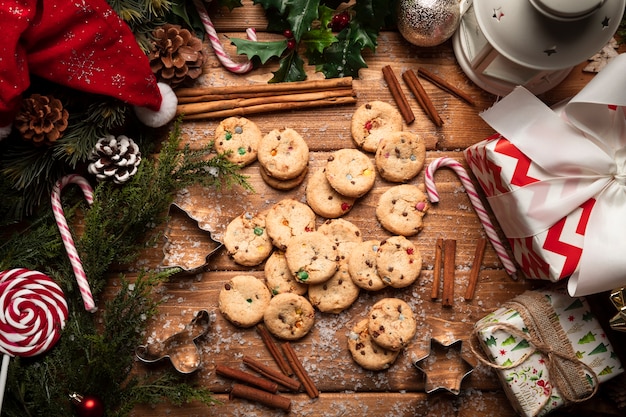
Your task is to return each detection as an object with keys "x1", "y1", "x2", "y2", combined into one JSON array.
[{"x1": 121, "y1": 2, "x2": 626, "y2": 416}]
